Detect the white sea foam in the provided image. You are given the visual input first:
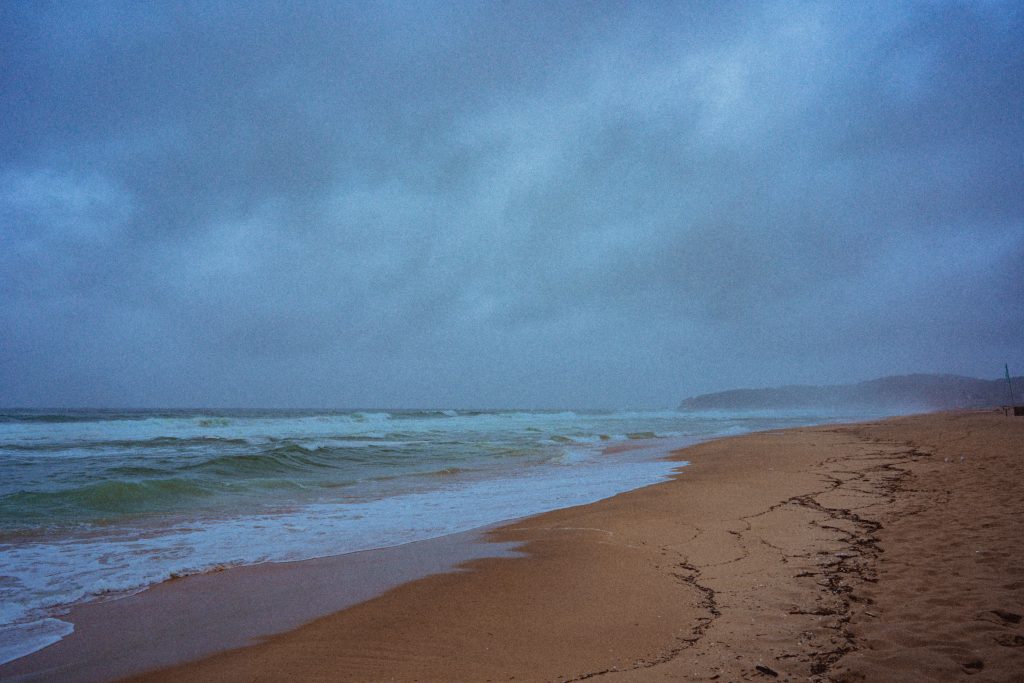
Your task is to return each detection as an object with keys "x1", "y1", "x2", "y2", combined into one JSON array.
[{"x1": 0, "y1": 619, "x2": 74, "y2": 666}]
